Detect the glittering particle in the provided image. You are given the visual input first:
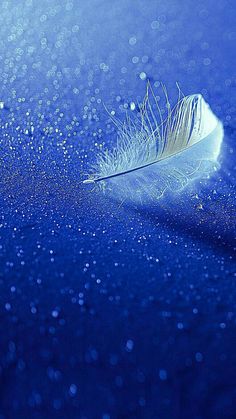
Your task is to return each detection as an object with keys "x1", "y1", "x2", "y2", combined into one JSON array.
[
  {"x1": 100, "y1": 62, "x2": 109, "y2": 72},
  {"x1": 139, "y1": 71, "x2": 147, "y2": 80},
  {"x1": 51, "y1": 309, "x2": 59, "y2": 318},
  {"x1": 125, "y1": 339, "x2": 134, "y2": 352},
  {"x1": 31, "y1": 306, "x2": 37, "y2": 314},
  {"x1": 151, "y1": 20, "x2": 160, "y2": 29},
  {"x1": 142, "y1": 55, "x2": 149, "y2": 63},
  {"x1": 129, "y1": 36, "x2": 137, "y2": 45},
  {"x1": 196, "y1": 203, "x2": 203, "y2": 210},
  {"x1": 132, "y1": 56, "x2": 139, "y2": 63}
]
